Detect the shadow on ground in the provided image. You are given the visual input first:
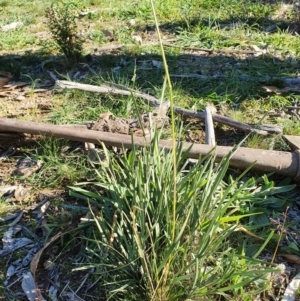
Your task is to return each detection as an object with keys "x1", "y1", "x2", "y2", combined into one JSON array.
[
  {"x1": 1, "y1": 2, "x2": 299, "y2": 110},
  {"x1": 0, "y1": 45, "x2": 298, "y2": 106}
]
